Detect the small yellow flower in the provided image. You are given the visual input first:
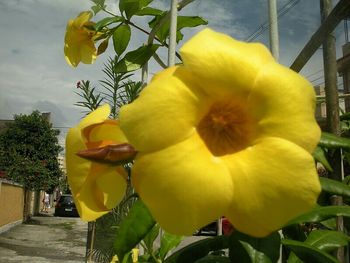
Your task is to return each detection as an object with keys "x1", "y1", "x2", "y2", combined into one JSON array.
[
  {"x1": 66, "y1": 104, "x2": 128, "y2": 221},
  {"x1": 64, "y1": 11, "x2": 99, "y2": 67},
  {"x1": 119, "y1": 28, "x2": 321, "y2": 237}
]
